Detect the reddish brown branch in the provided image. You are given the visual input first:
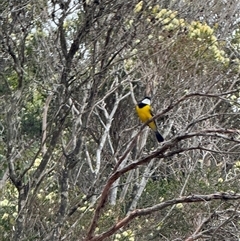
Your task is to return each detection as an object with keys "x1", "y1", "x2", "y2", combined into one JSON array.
[
  {"x1": 85, "y1": 127, "x2": 240, "y2": 240},
  {"x1": 150, "y1": 90, "x2": 240, "y2": 124},
  {"x1": 87, "y1": 193, "x2": 240, "y2": 241}
]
